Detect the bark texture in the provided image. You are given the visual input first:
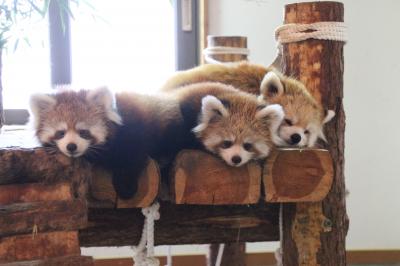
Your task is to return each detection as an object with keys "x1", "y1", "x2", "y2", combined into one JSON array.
[{"x1": 279, "y1": 2, "x2": 347, "y2": 266}]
